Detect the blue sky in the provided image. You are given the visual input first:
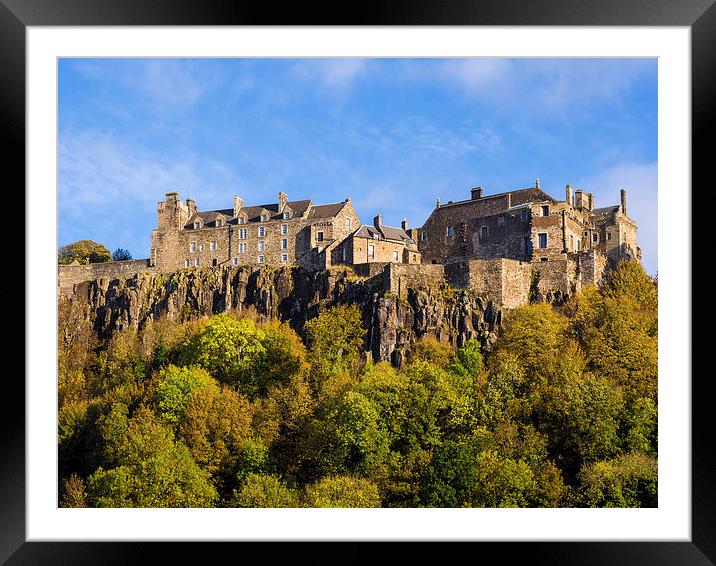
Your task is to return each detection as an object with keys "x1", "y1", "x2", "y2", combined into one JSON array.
[{"x1": 58, "y1": 58, "x2": 658, "y2": 274}]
